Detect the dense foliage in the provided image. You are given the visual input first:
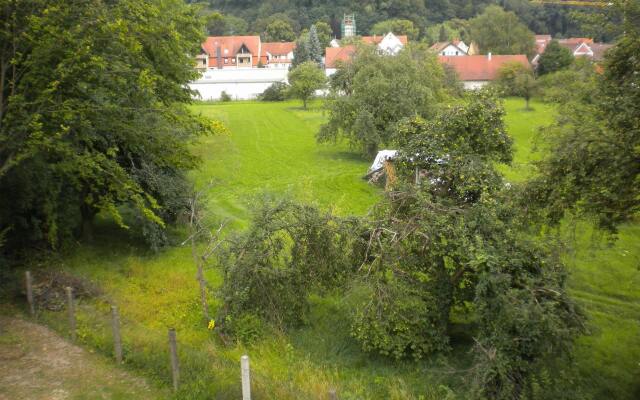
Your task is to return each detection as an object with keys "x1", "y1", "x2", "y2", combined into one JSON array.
[
  {"x1": 469, "y1": 5, "x2": 536, "y2": 56},
  {"x1": 0, "y1": 0, "x2": 223, "y2": 251},
  {"x1": 526, "y1": 1, "x2": 640, "y2": 231},
  {"x1": 287, "y1": 61, "x2": 326, "y2": 109},
  {"x1": 495, "y1": 62, "x2": 537, "y2": 109},
  {"x1": 199, "y1": 0, "x2": 598, "y2": 42},
  {"x1": 352, "y1": 91, "x2": 584, "y2": 397},
  {"x1": 537, "y1": 40, "x2": 574, "y2": 76},
  {"x1": 216, "y1": 197, "x2": 360, "y2": 333},
  {"x1": 318, "y1": 44, "x2": 446, "y2": 157}
]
